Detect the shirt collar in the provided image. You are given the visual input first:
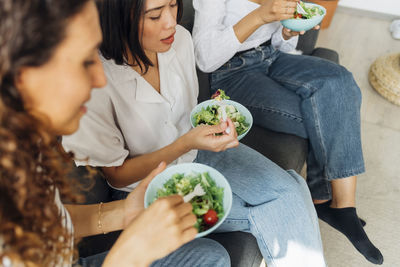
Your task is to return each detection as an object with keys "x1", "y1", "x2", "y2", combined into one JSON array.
[
  {"x1": 135, "y1": 78, "x2": 165, "y2": 103},
  {"x1": 101, "y1": 47, "x2": 177, "y2": 104},
  {"x1": 101, "y1": 46, "x2": 176, "y2": 82},
  {"x1": 101, "y1": 57, "x2": 137, "y2": 84}
]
